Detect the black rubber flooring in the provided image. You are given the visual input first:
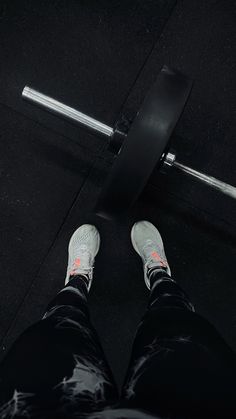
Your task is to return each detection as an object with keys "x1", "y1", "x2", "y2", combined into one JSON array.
[
  {"x1": 0, "y1": 104, "x2": 96, "y2": 342},
  {"x1": 0, "y1": 0, "x2": 236, "y2": 388}
]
